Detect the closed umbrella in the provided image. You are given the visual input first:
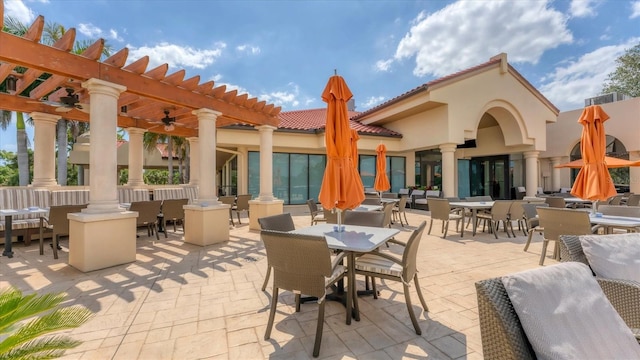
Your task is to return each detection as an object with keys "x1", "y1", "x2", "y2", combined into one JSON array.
[
  {"x1": 318, "y1": 75, "x2": 365, "y2": 225},
  {"x1": 570, "y1": 105, "x2": 617, "y2": 201},
  {"x1": 350, "y1": 129, "x2": 360, "y2": 170},
  {"x1": 374, "y1": 143, "x2": 390, "y2": 195}
]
